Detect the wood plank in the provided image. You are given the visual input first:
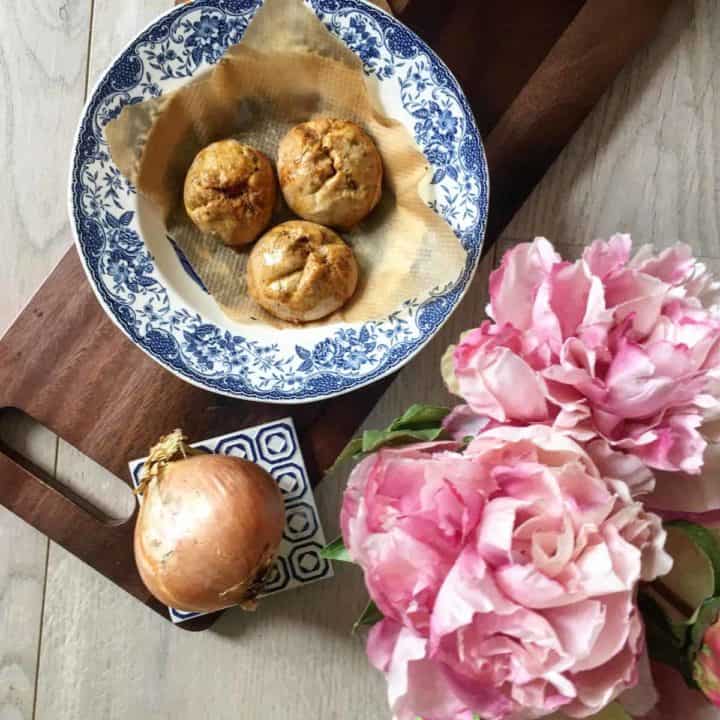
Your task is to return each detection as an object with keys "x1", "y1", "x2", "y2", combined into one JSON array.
[
  {"x1": 0, "y1": 0, "x2": 91, "y2": 335},
  {"x1": 0, "y1": 414, "x2": 57, "y2": 720},
  {"x1": 402, "y1": 0, "x2": 585, "y2": 136},
  {"x1": 484, "y1": 0, "x2": 672, "y2": 244},
  {"x1": 505, "y1": 0, "x2": 720, "y2": 255},
  {"x1": 0, "y1": 0, "x2": 91, "y2": 718}
]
